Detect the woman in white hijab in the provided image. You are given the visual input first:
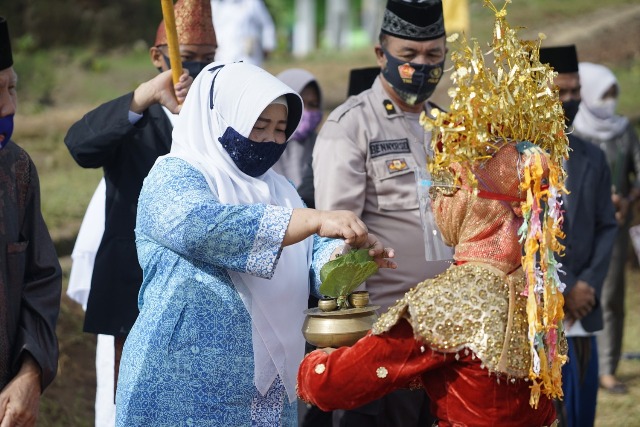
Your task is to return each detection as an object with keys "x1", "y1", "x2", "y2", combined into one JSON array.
[
  {"x1": 115, "y1": 62, "x2": 396, "y2": 426},
  {"x1": 573, "y1": 62, "x2": 640, "y2": 395}
]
